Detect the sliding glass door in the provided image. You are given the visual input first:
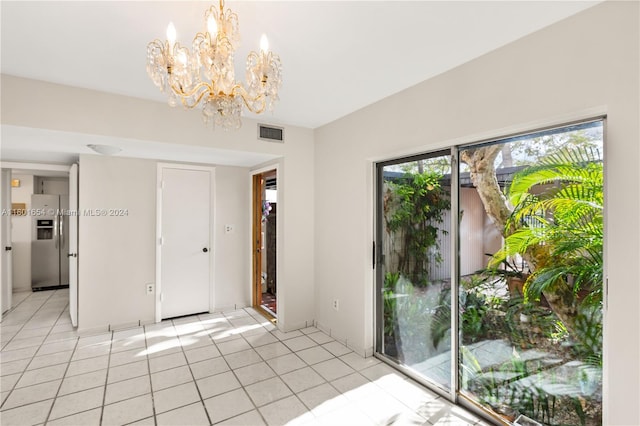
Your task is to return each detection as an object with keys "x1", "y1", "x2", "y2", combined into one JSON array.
[
  {"x1": 375, "y1": 150, "x2": 454, "y2": 392},
  {"x1": 375, "y1": 120, "x2": 604, "y2": 425}
]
